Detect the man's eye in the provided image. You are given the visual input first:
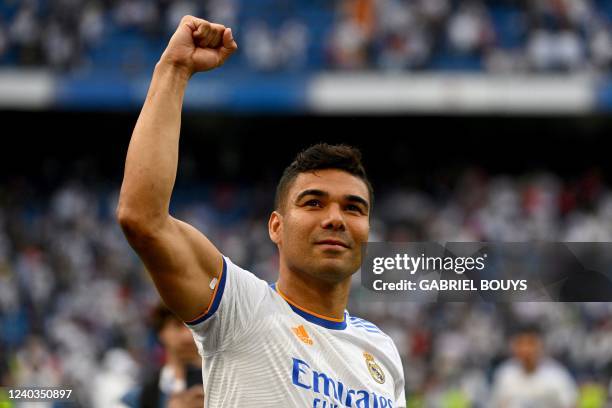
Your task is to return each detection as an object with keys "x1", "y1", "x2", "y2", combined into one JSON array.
[
  {"x1": 305, "y1": 199, "x2": 322, "y2": 207},
  {"x1": 346, "y1": 204, "x2": 362, "y2": 213}
]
